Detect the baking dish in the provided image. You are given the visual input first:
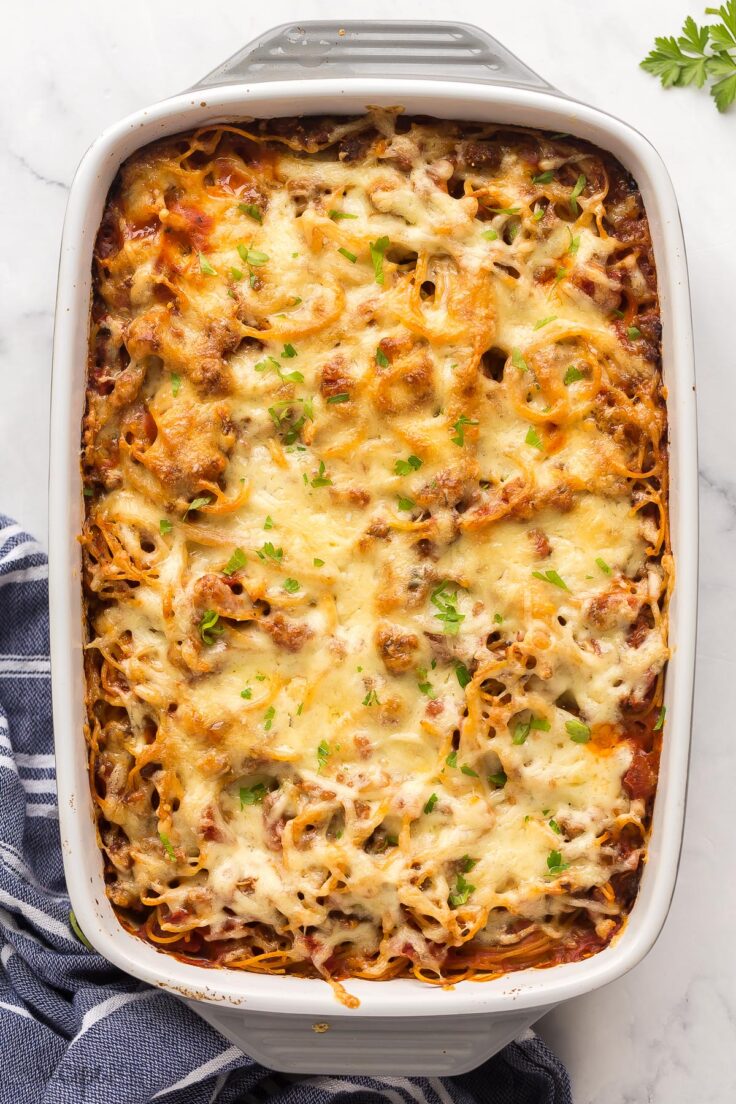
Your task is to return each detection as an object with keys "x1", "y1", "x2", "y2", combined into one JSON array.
[{"x1": 49, "y1": 21, "x2": 697, "y2": 1076}]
